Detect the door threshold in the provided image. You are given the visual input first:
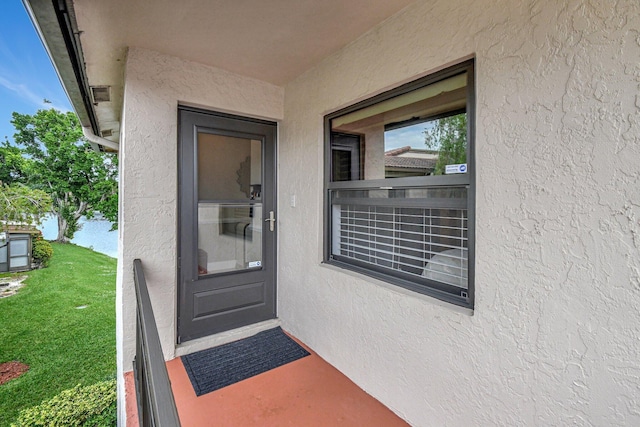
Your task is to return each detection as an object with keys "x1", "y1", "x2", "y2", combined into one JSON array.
[{"x1": 175, "y1": 318, "x2": 281, "y2": 358}]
